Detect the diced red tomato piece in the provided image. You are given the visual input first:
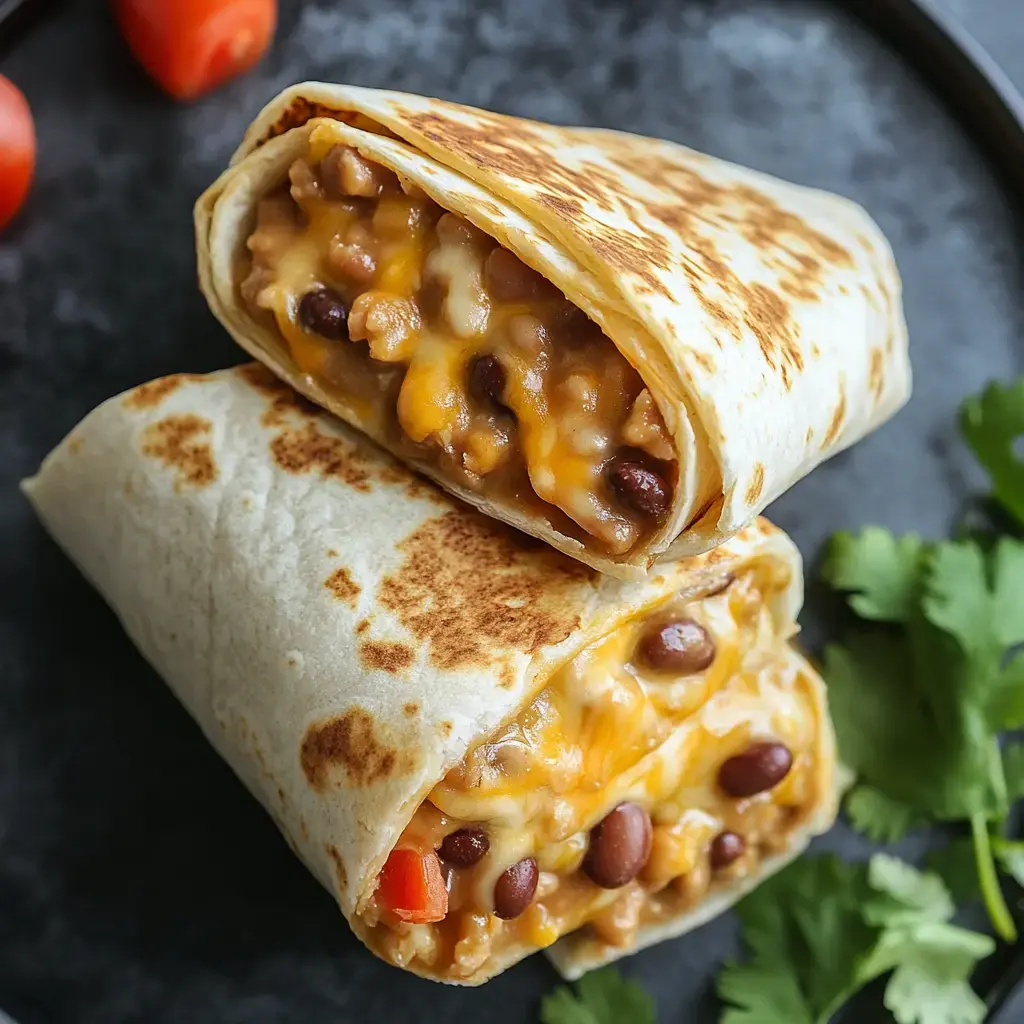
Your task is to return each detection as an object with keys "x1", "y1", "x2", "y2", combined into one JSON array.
[
  {"x1": 0, "y1": 75, "x2": 35, "y2": 232},
  {"x1": 377, "y1": 847, "x2": 449, "y2": 924},
  {"x1": 113, "y1": 0, "x2": 277, "y2": 101}
]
